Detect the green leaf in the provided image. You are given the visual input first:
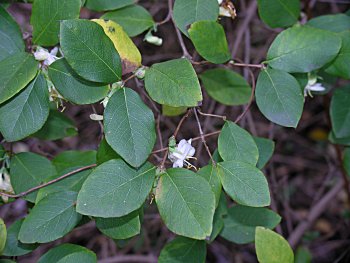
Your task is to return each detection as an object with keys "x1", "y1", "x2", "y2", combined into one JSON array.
[
  {"x1": 10, "y1": 152, "x2": 56, "y2": 203},
  {"x1": 31, "y1": 0, "x2": 81, "y2": 46},
  {"x1": 255, "y1": 68, "x2": 304, "y2": 127},
  {"x1": 162, "y1": 105, "x2": 188, "y2": 117},
  {"x1": 295, "y1": 247, "x2": 312, "y2": 263},
  {"x1": 326, "y1": 32, "x2": 350, "y2": 79},
  {"x1": 85, "y1": 0, "x2": 133, "y2": 11},
  {"x1": 173, "y1": 0, "x2": 219, "y2": 36},
  {"x1": 3, "y1": 219, "x2": 38, "y2": 256},
  {"x1": 96, "y1": 210, "x2": 141, "y2": 239},
  {"x1": 0, "y1": 52, "x2": 38, "y2": 104},
  {"x1": 19, "y1": 191, "x2": 82, "y2": 243},
  {"x1": 197, "y1": 164, "x2": 221, "y2": 207},
  {"x1": 0, "y1": 74, "x2": 49, "y2": 142},
  {"x1": 77, "y1": 159, "x2": 156, "y2": 217},
  {"x1": 257, "y1": 0, "x2": 300, "y2": 28},
  {"x1": 255, "y1": 227, "x2": 294, "y2": 263},
  {"x1": 158, "y1": 236, "x2": 206, "y2": 263},
  {"x1": 221, "y1": 205, "x2": 281, "y2": 244},
  {"x1": 155, "y1": 168, "x2": 215, "y2": 240},
  {"x1": 266, "y1": 26, "x2": 341, "y2": 73},
  {"x1": 36, "y1": 150, "x2": 96, "y2": 202},
  {"x1": 104, "y1": 88, "x2": 156, "y2": 167},
  {"x1": 97, "y1": 138, "x2": 120, "y2": 165},
  {"x1": 49, "y1": 59, "x2": 109, "y2": 105},
  {"x1": 330, "y1": 86, "x2": 350, "y2": 138},
  {"x1": 60, "y1": 19, "x2": 122, "y2": 83},
  {"x1": 0, "y1": 5, "x2": 25, "y2": 61},
  {"x1": 218, "y1": 121, "x2": 259, "y2": 165},
  {"x1": 254, "y1": 137, "x2": 275, "y2": 169},
  {"x1": 0, "y1": 218, "x2": 6, "y2": 255},
  {"x1": 344, "y1": 148, "x2": 350, "y2": 177},
  {"x1": 102, "y1": 5, "x2": 154, "y2": 37},
  {"x1": 208, "y1": 193, "x2": 227, "y2": 243},
  {"x1": 200, "y1": 68, "x2": 251, "y2": 106},
  {"x1": 189, "y1": 21, "x2": 231, "y2": 64},
  {"x1": 145, "y1": 58, "x2": 202, "y2": 107},
  {"x1": 329, "y1": 131, "x2": 350, "y2": 146},
  {"x1": 217, "y1": 161, "x2": 270, "y2": 207},
  {"x1": 307, "y1": 14, "x2": 350, "y2": 33},
  {"x1": 93, "y1": 19, "x2": 142, "y2": 74},
  {"x1": 38, "y1": 244, "x2": 97, "y2": 263},
  {"x1": 34, "y1": 110, "x2": 77, "y2": 140}
]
